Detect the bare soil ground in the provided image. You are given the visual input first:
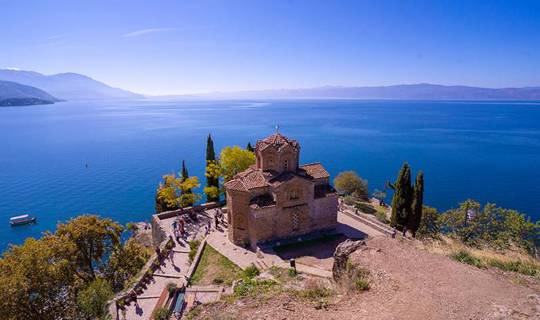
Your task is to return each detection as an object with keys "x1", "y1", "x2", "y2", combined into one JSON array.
[
  {"x1": 273, "y1": 234, "x2": 347, "y2": 270},
  {"x1": 189, "y1": 236, "x2": 540, "y2": 320}
]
